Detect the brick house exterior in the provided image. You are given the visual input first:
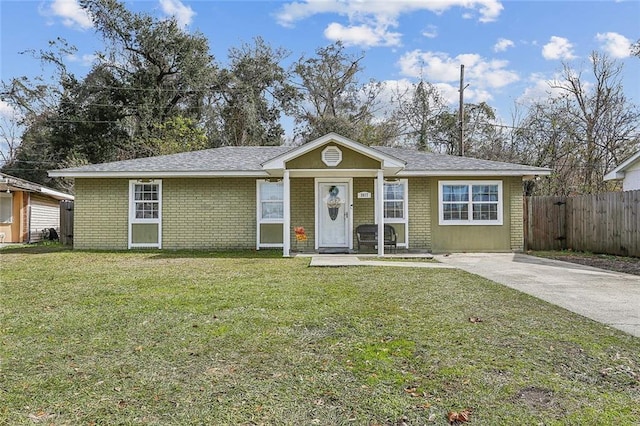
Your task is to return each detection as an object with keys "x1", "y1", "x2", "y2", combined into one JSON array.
[{"x1": 50, "y1": 133, "x2": 550, "y2": 255}]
